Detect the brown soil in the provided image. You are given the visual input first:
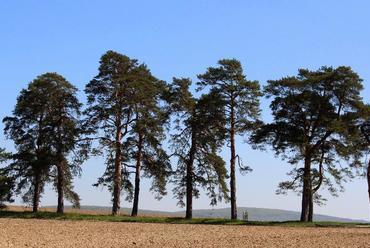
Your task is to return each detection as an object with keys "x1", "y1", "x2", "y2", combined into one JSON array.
[{"x1": 1, "y1": 218, "x2": 369, "y2": 248}]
